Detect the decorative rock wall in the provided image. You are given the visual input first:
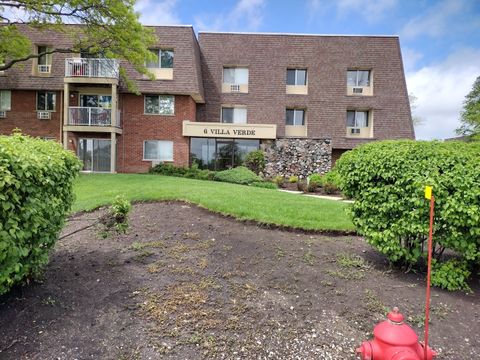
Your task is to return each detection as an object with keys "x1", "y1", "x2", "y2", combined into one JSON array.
[{"x1": 261, "y1": 138, "x2": 332, "y2": 179}]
